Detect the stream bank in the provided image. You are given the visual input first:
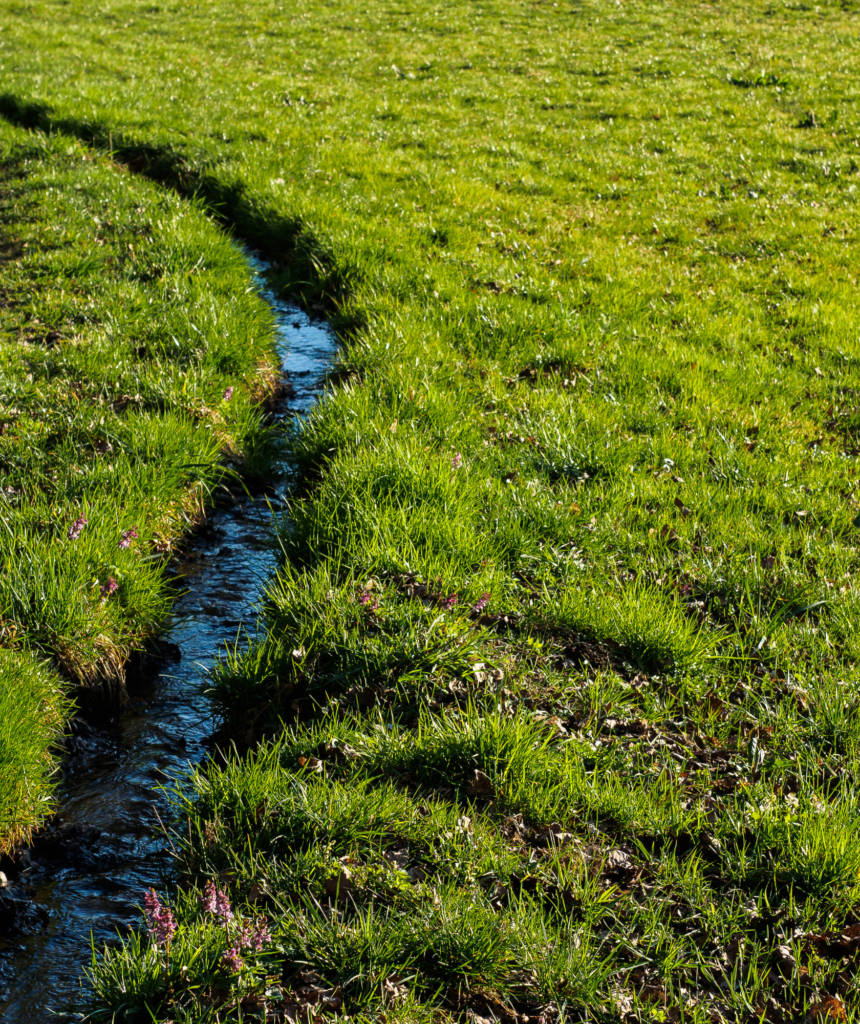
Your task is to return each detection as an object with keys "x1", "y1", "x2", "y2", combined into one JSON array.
[{"x1": 0, "y1": 257, "x2": 334, "y2": 1023}]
